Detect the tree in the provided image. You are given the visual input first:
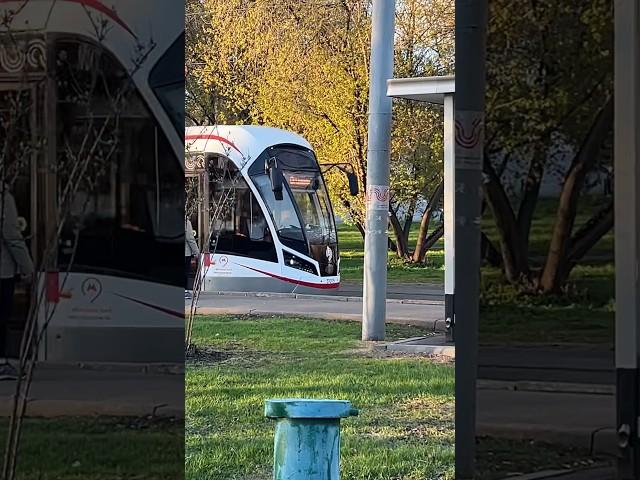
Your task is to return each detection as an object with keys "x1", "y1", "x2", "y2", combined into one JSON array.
[{"x1": 483, "y1": 0, "x2": 613, "y2": 292}]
